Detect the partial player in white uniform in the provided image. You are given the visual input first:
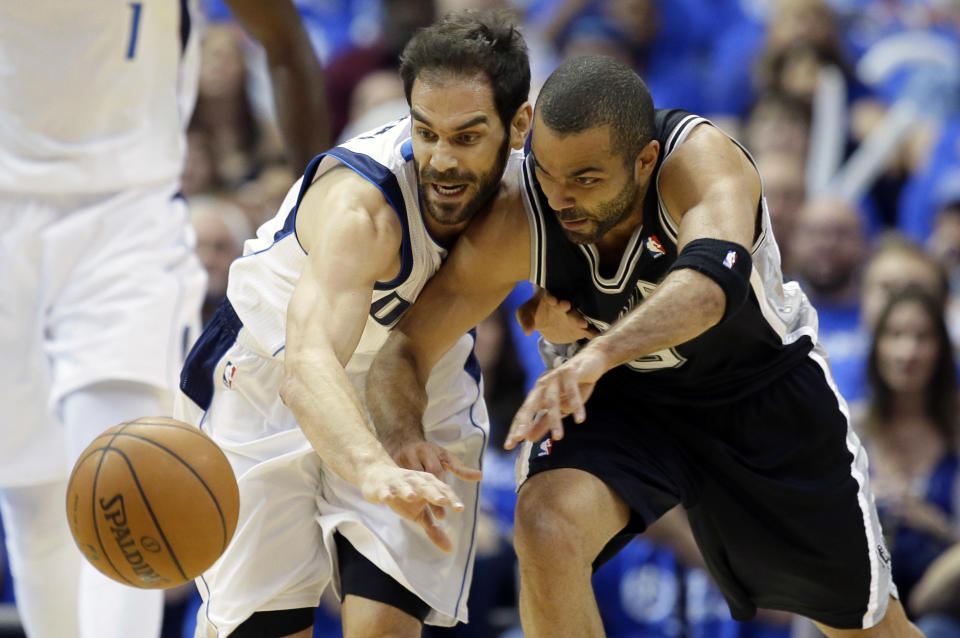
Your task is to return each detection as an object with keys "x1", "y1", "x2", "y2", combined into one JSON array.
[
  {"x1": 174, "y1": 11, "x2": 532, "y2": 638},
  {"x1": 0, "y1": 2, "x2": 327, "y2": 637}
]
